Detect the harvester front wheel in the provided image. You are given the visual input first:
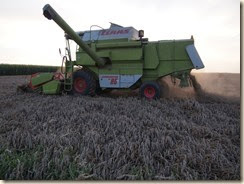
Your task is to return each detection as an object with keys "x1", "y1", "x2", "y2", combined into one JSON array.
[
  {"x1": 140, "y1": 81, "x2": 161, "y2": 99},
  {"x1": 73, "y1": 70, "x2": 96, "y2": 96}
]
